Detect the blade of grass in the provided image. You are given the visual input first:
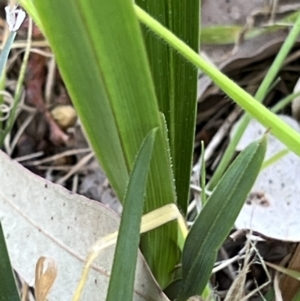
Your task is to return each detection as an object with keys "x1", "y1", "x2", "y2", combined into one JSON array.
[
  {"x1": 136, "y1": 0, "x2": 200, "y2": 214},
  {"x1": 261, "y1": 148, "x2": 289, "y2": 170},
  {"x1": 106, "y1": 128, "x2": 157, "y2": 301},
  {"x1": 31, "y1": 0, "x2": 179, "y2": 287},
  {"x1": 207, "y1": 11, "x2": 300, "y2": 189},
  {"x1": 208, "y1": 87, "x2": 300, "y2": 189},
  {"x1": 134, "y1": 5, "x2": 300, "y2": 159},
  {"x1": 0, "y1": 18, "x2": 32, "y2": 146},
  {"x1": 200, "y1": 141, "x2": 206, "y2": 205},
  {"x1": 0, "y1": 32, "x2": 16, "y2": 78},
  {"x1": 271, "y1": 91, "x2": 300, "y2": 113},
  {"x1": 0, "y1": 222, "x2": 20, "y2": 301},
  {"x1": 267, "y1": 262, "x2": 300, "y2": 281},
  {"x1": 0, "y1": 31, "x2": 16, "y2": 134},
  {"x1": 0, "y1": 12, "x2": 24, "y2": 301},
  {"x1": 177, "y1": 136, "x2": 267, "y2": 300}
]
